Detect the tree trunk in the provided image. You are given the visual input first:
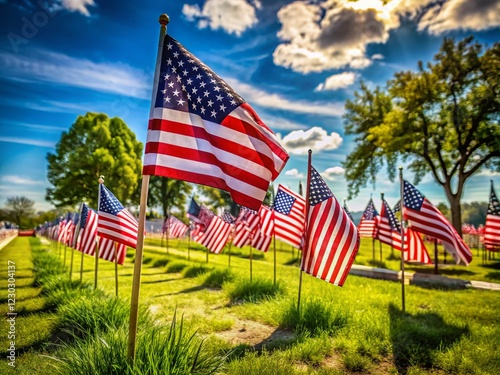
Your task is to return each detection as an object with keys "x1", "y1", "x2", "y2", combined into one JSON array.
[
  {"x1": 442, "y1": 180, "x2": 463, "y2": 236},
  {"x1": 449, "y1": 195, "x2": 462, "y2": 237}
]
